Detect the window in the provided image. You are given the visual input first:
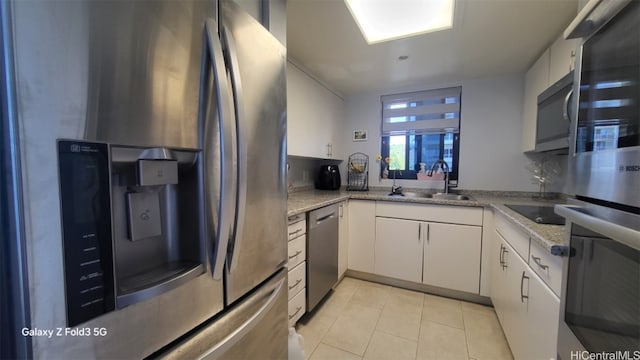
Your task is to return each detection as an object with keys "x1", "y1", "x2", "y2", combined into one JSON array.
[{"x1": 380, "y1": 87, "x2": 461, "y2": 180}]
